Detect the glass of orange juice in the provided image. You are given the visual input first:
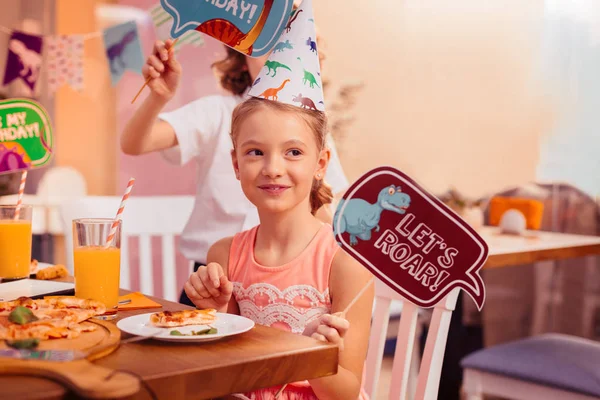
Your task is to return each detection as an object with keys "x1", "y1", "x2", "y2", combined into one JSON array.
[
  {"x1": 0, "y1": 205, "x2": 33, "y2": 282},
  {"x1": 73, "y1": 218, "x2": 121, "y2": 320}
]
